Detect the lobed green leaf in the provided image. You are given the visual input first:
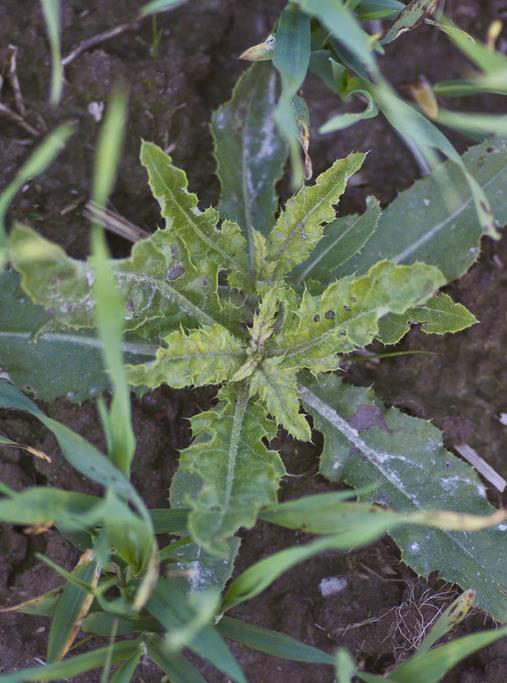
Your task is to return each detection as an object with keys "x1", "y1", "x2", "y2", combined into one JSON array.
[
  {"x1": 126, "y1": 324, "x2": 245, "y2": 390},
  {"x1": 140, "y1": 140, "x2": 247, "y2": 287},
  {"x1": 377, "y1": 293, "x2": 477, "y2": 345},
  {"x1": 262, "y1": 153, "x2": 365, "y2": 282},
  {"x1": 170, "y1": 385, "x2": 284, "y2": 555},
  {"x1": 271, "y1": 260, "x2": 445, "y2": 373}
]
